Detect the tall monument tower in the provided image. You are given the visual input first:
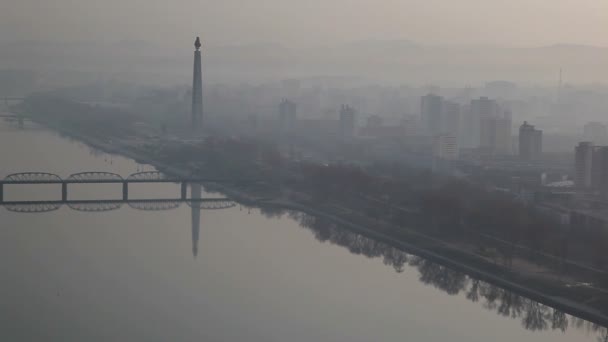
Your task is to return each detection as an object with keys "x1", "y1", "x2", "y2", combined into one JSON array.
[{"x1": 191, "y1": 37, "x2": 203, "y2": 130}]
